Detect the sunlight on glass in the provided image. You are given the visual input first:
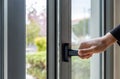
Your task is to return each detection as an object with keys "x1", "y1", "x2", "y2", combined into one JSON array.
[
  {"x1": 71, "y1": 0, "x2": 91, "y2": 79},
  {"x1": 26, "y1": 0, "x2": 47, "y2": 79}
]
